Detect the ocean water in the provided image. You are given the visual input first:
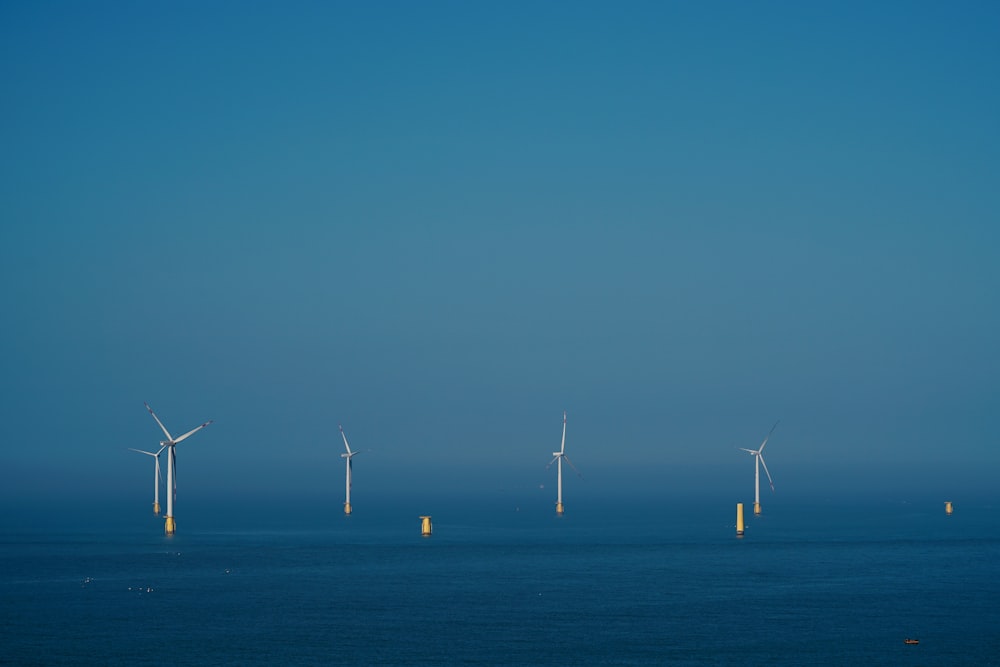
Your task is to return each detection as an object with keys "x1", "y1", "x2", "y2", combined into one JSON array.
[{"x1": 1, "y1": 498, "x2": 997, "y2": 666}]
